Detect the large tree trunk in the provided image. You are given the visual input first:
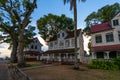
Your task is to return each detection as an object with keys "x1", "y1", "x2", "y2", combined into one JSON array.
[
  {"x1": 17, "y1": 28, "x2": 26, "y2": 67},
  {"x1": 11, "y1": 40, "x2": 18, "y2": 63},
  {"x1": 74, "y1": 0, "x2": 79, "y2": 69}
]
